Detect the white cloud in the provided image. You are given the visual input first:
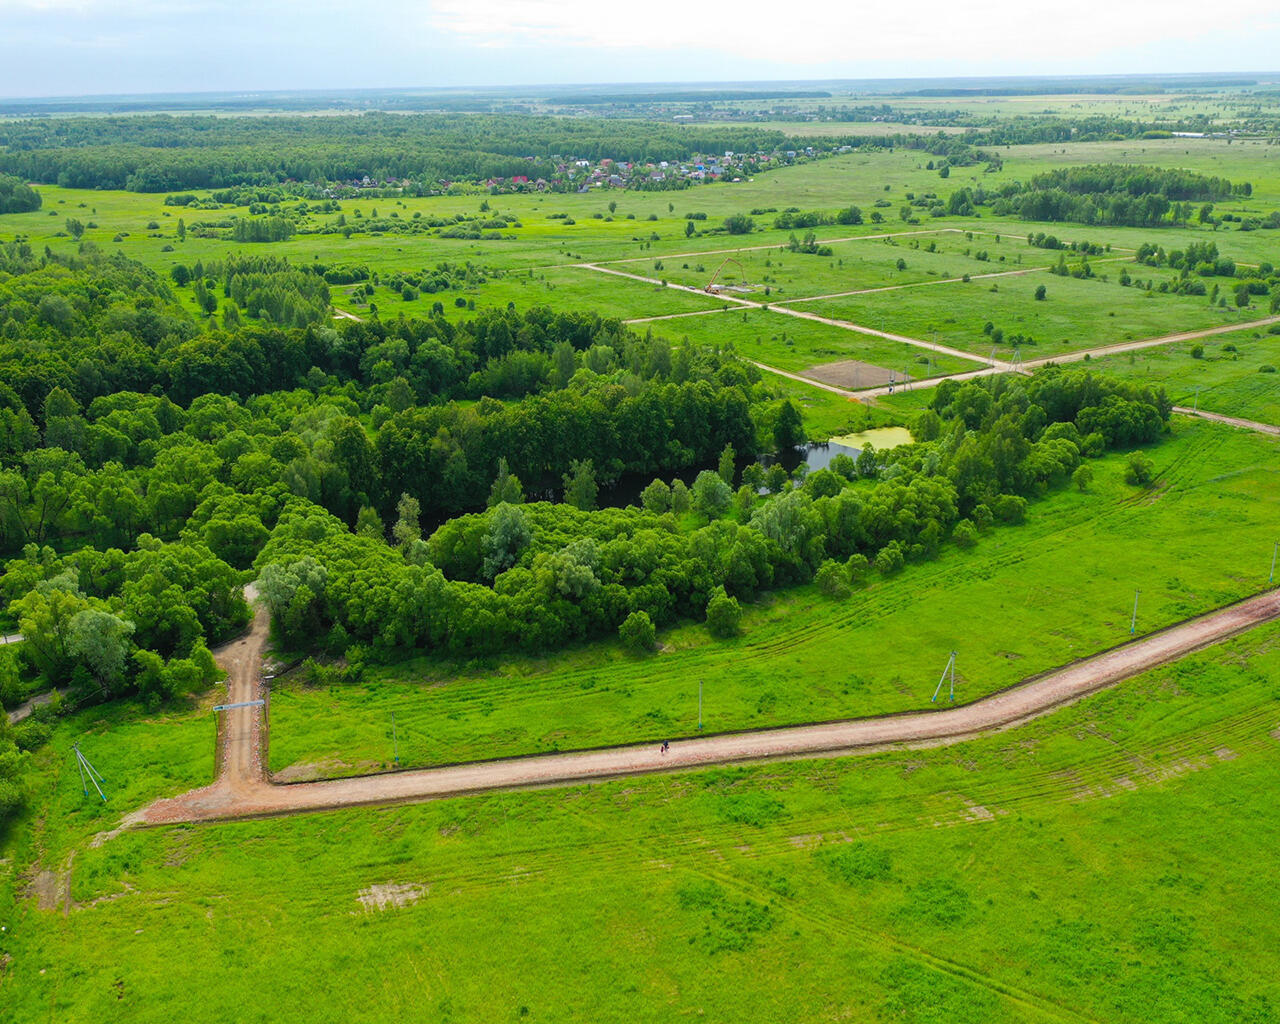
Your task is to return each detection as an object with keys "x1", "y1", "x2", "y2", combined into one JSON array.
[{"x1": 428, "y1": 0, "x2": 1280, "y2": 67}]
